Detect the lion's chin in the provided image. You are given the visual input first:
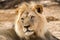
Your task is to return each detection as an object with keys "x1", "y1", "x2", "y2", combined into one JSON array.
[{"x1": 24, "y1": 32, "x2": 34, "y2": 36}]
